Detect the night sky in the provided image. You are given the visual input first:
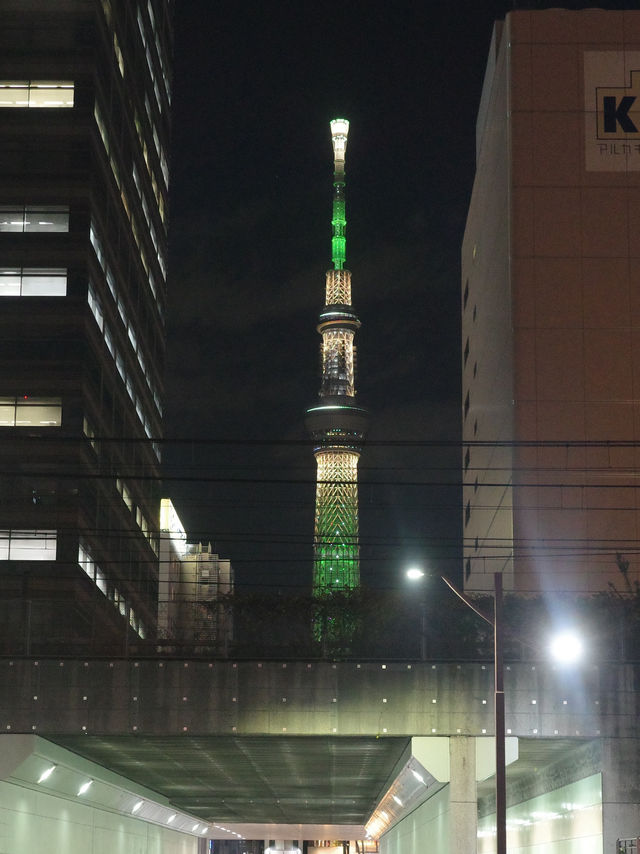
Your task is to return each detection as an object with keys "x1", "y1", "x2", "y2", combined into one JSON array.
[{"x1": 162, "y1": 1, "x2": 635, "y2": 594}]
